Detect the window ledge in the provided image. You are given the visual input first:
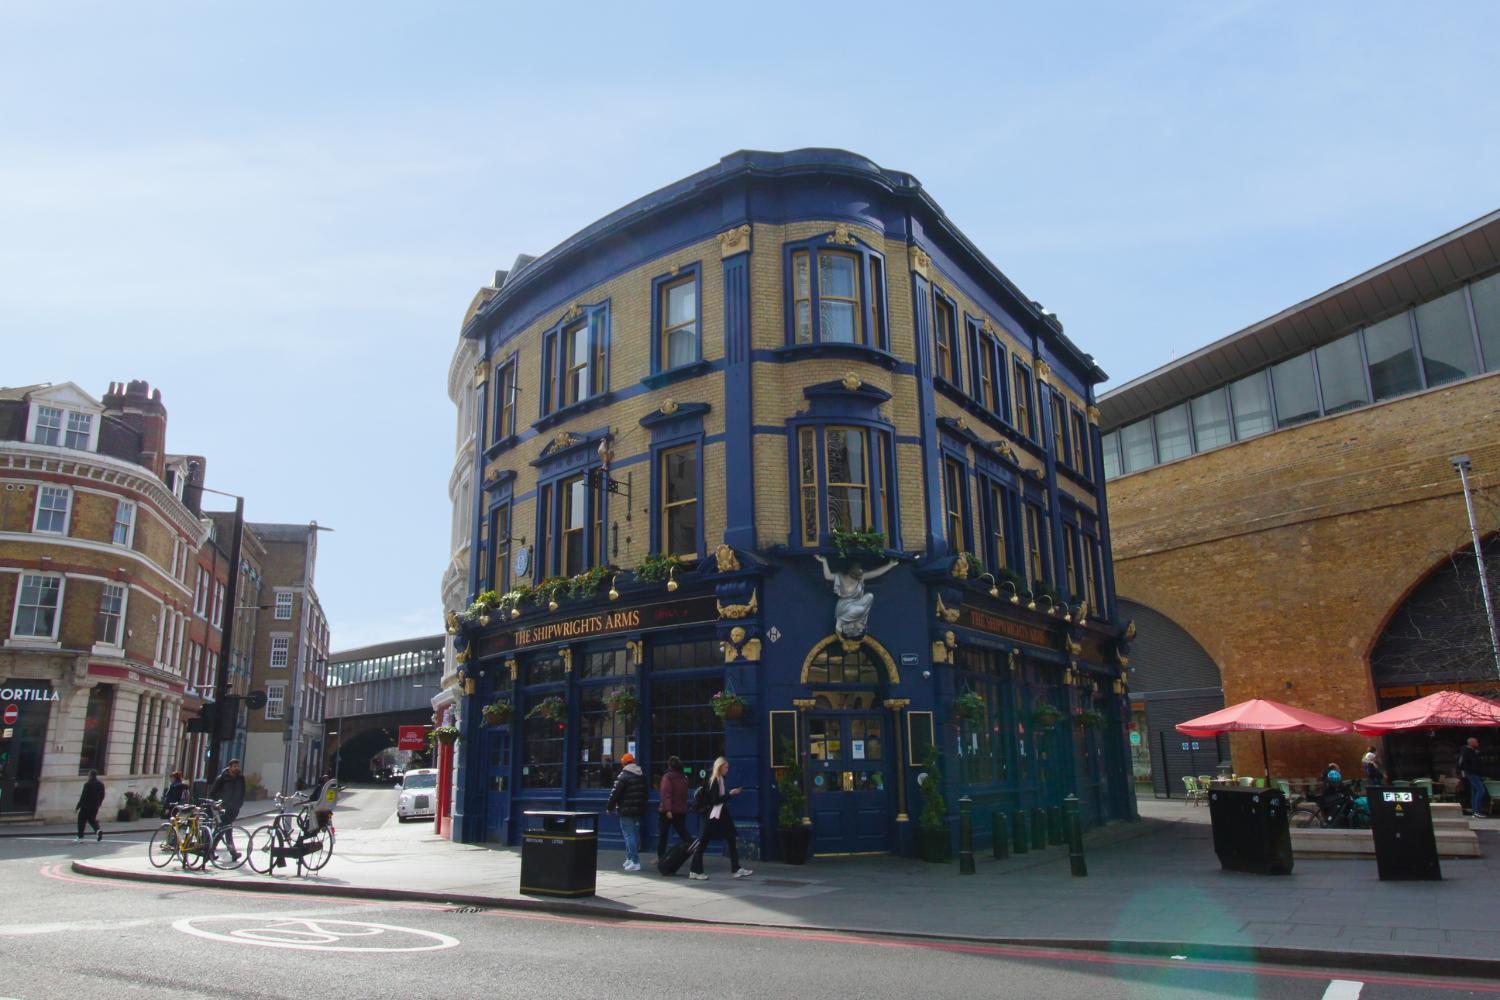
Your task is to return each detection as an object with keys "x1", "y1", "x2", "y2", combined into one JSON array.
[
  {"x1": 482, "y1": 434, "x2": 520, "y2": 461},
  {"x1": 532, "y1": 391, "x2": 618, "y2": 433},
  {"x1": 90, "y1": 643, "x2": 125, "y2": 658},
  {"x1": 773, "y1": 343, "x2": 899, "y2": 370},
  {"x1": 1057, "y1": 464, "x2": 1095, "y2": 492},
  {"x1": 641, "y1": 360, "x2": 712, "y2": 391},
  {"x1": 5, "y1": 638, "x2": 61, "y2": 650}
]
